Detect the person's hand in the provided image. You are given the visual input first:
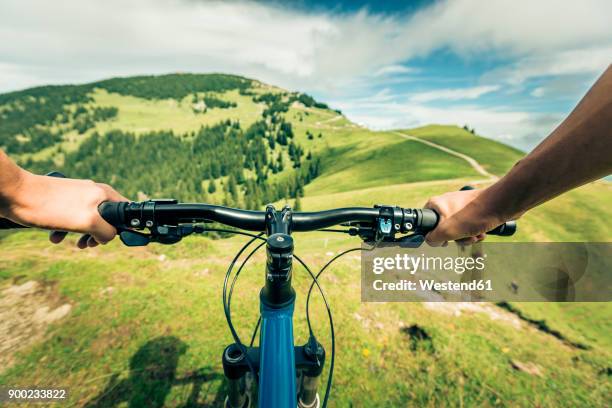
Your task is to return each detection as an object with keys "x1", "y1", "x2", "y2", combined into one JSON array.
[
  {"x1": 424, "y1": 188, "x2": 504, "y2": 246},
  {"x1": 3, "y1": 171, "x2": 128, "y2": 248}
]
